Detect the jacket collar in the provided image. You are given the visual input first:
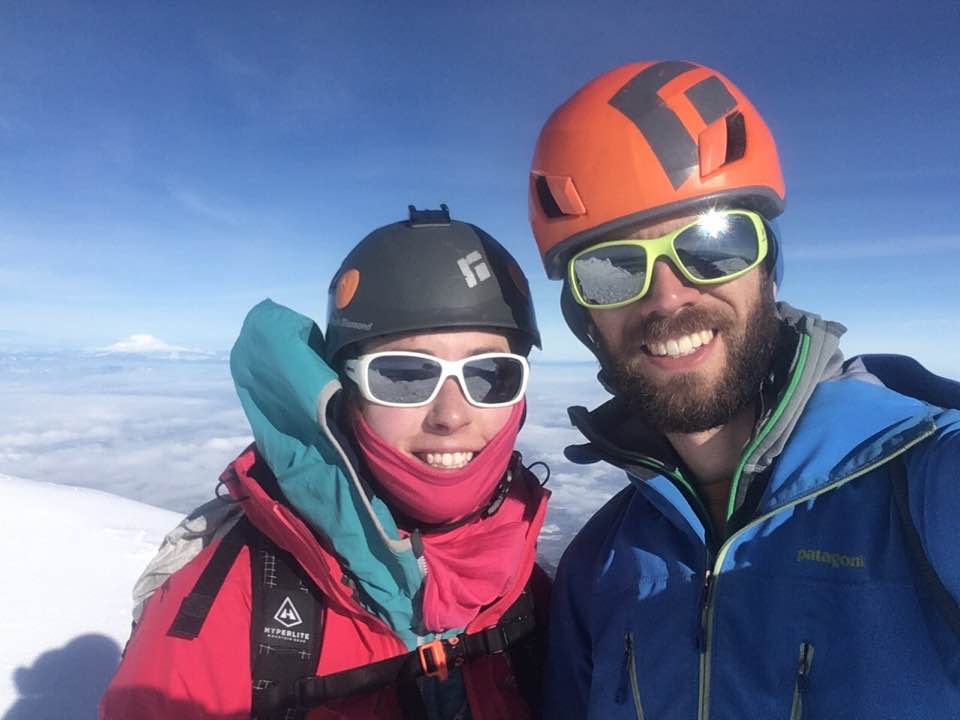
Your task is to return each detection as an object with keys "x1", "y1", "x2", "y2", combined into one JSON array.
[{"x1": 224, "y1": 446, "x2": 550, "y2": 638}]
